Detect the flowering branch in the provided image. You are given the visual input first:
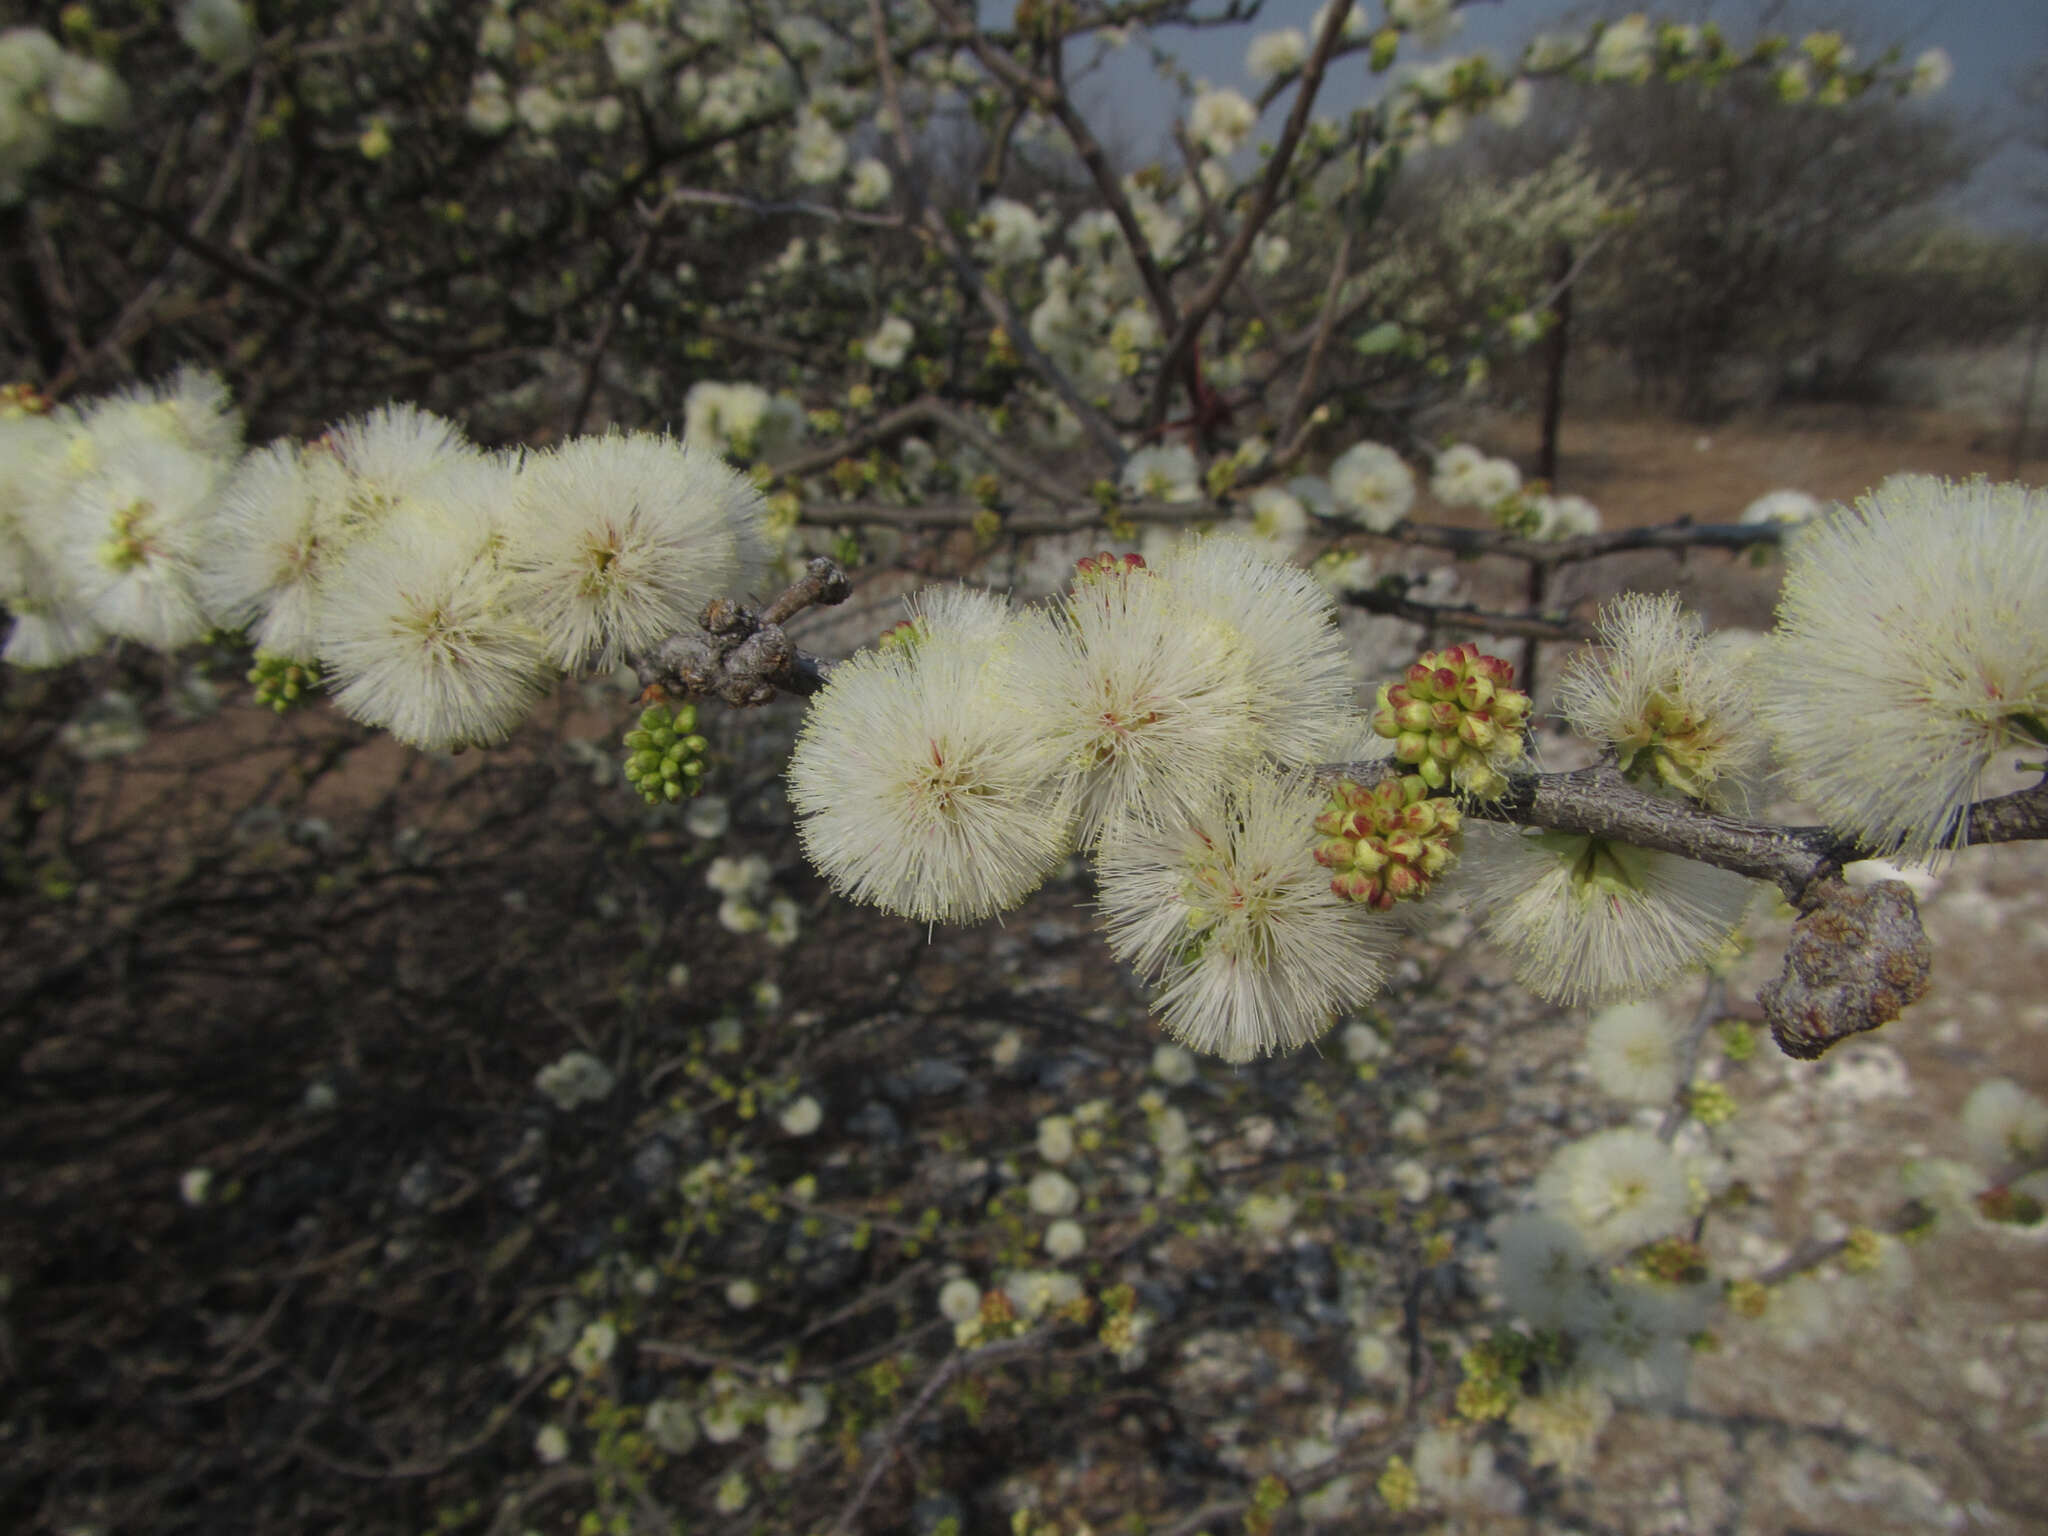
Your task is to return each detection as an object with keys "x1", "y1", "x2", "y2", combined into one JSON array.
[{"x1": 1144, "y1": 0, "x2": 1354, "y2": 433}]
